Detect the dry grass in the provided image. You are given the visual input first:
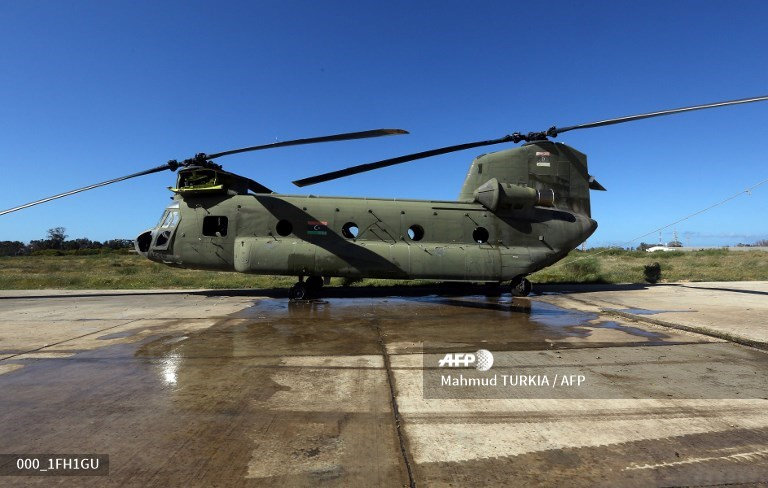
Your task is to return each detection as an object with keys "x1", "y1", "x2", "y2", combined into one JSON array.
[
  {"x1": 0, "y1": 249, "x2": 766, "y2": 290},
  {"x1": 531, "y1": 249, "x2": 768, "y2": 284}
]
